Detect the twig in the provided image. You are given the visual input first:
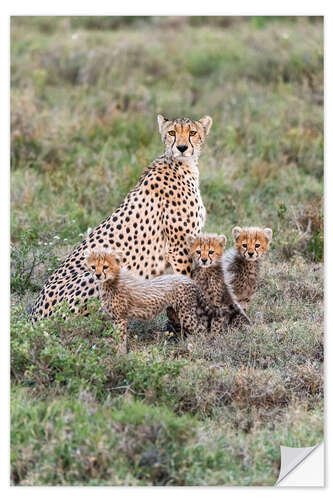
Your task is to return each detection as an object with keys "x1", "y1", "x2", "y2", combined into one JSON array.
[
  {"x1": 298, "y1": 218, "x2": 312, "y2": 241},
  {"x1": 106, "y1": 385, "x2": 144, "y2": 395},
  {"x1": 291, "y1": 206, "x2": 301, "y2": 232}
]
